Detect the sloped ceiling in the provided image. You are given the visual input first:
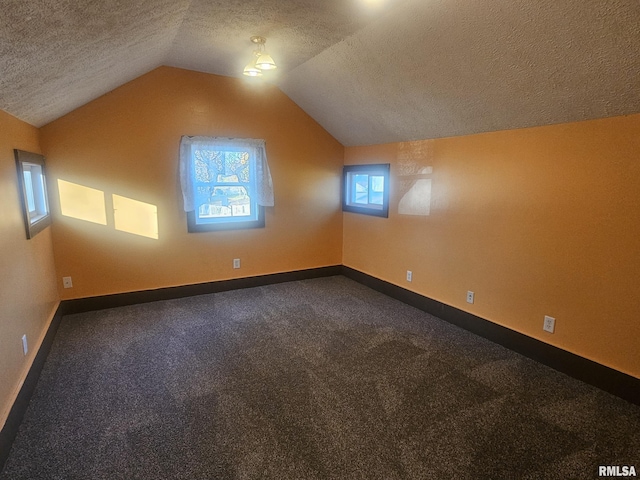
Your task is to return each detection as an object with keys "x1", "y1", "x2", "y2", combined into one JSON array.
[{"x1": 1, "y1": 0, "x2": 639, "y2": 146}]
